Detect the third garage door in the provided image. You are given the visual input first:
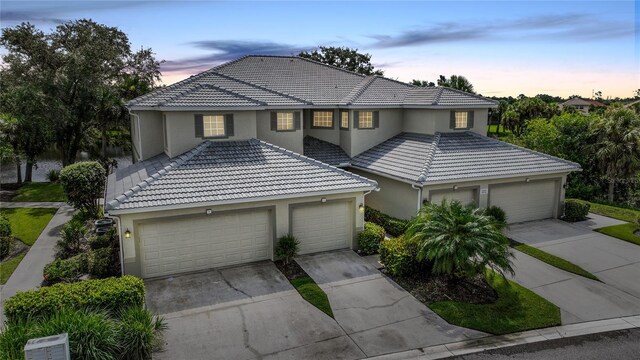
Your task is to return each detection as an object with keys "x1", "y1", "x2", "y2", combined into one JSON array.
[
  {"x1": 291, "y1": 201, "x2": 351, "y2": 254},
  {"x1": 490, "y1": 180, "x2": 557, "y2": 223}
]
